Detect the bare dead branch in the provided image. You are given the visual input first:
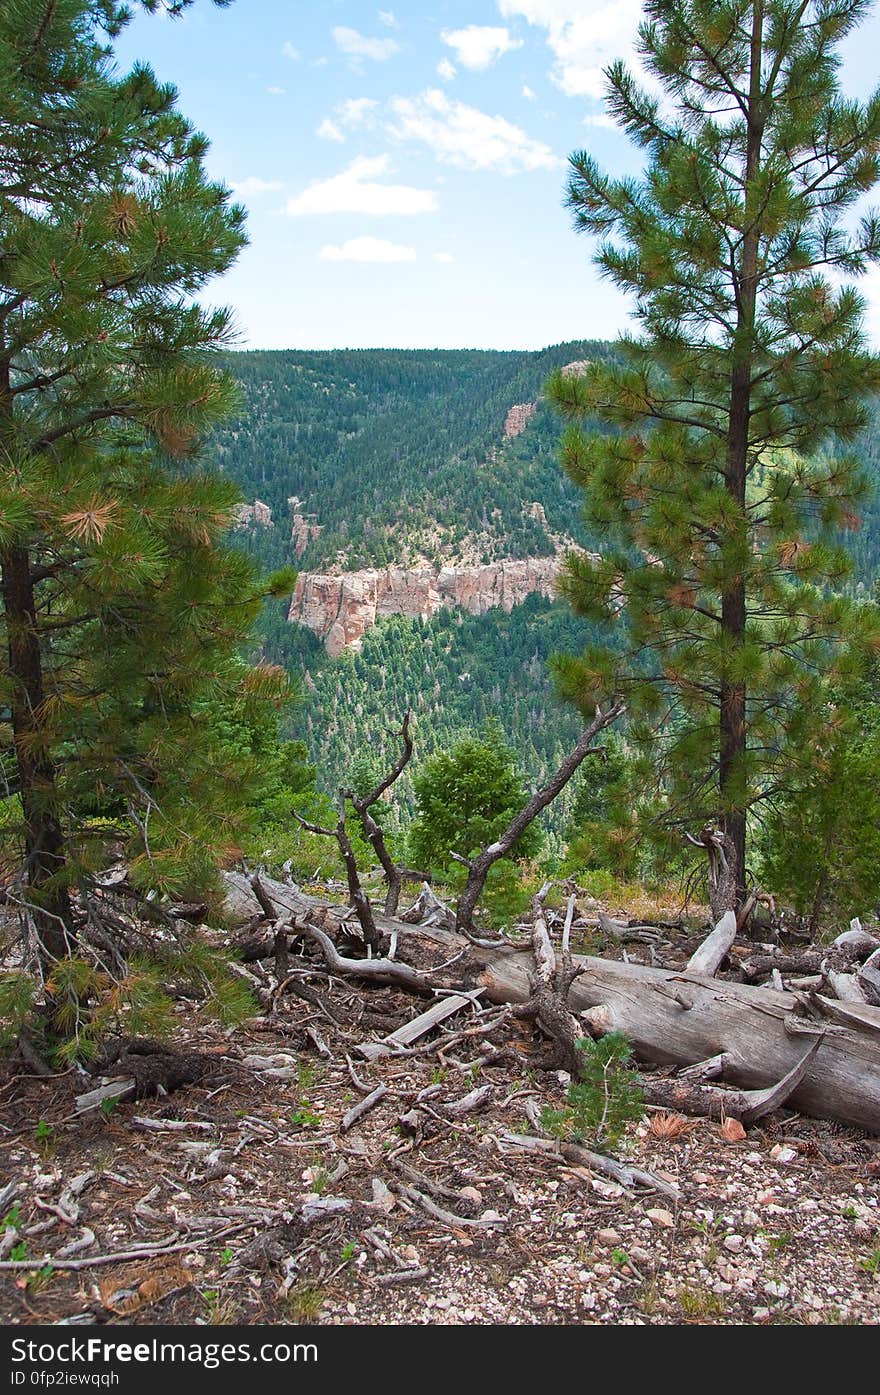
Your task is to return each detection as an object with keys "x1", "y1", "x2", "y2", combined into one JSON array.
[{"x1": 456, "y1": 702, "x2": 625, "y2": 935}]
